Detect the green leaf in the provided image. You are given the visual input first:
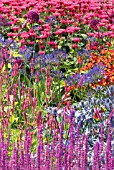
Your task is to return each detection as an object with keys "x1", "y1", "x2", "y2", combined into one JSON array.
[
  {"x1": 2, "y1": 65, "x2": 5, "y2": 72},
  {"x1": 8, "y1": 63, "x2": 12, "y2": 69},
  {"x1": 60, "y1": 80, "x2": 65, "y2": 86},
  {"x1": 80, "y1": 34, "x2": 87, "y2": 39},
  {"x1": 10, "y1": 114, "x2": 15, "y2": 124}
]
